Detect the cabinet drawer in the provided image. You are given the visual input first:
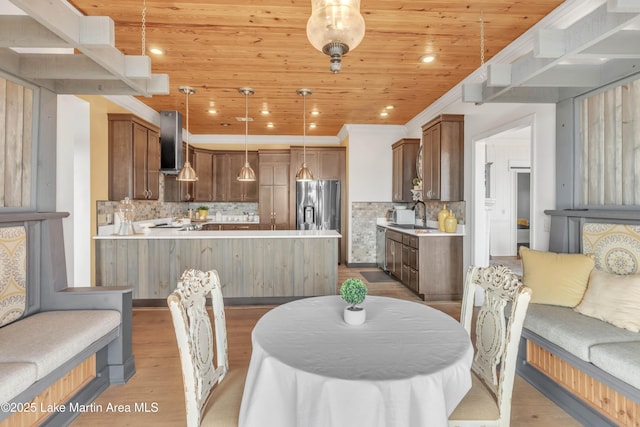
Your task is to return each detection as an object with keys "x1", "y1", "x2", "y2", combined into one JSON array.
[
  {"x1": 408, "y1": 236, "x2": 419, "y2": 248},
  {"x1": 386, "y1": 229, "x2": 403, "y2": 243}
]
